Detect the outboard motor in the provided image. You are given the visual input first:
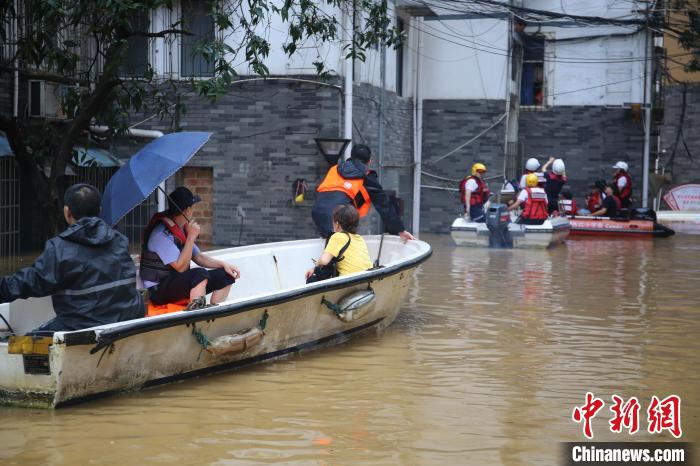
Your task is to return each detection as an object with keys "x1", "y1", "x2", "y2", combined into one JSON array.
[{"x1": 486, "y1": 203, "x2": 513, "y2": 248}]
